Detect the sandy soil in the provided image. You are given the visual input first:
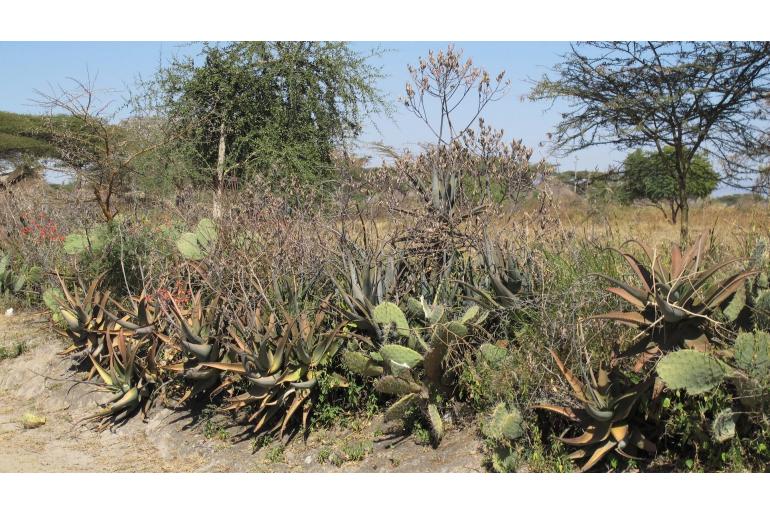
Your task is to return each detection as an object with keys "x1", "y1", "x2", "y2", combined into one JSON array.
[{"x1": 0, "y1": 311, "x2": 486, "y2": 472}]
